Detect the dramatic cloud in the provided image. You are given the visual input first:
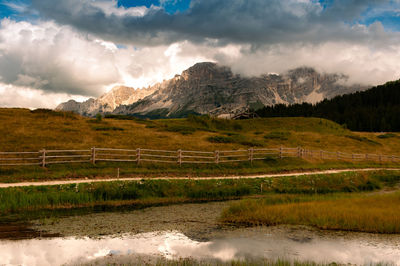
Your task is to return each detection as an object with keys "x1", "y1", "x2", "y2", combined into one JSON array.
[
  {"x1": 221, "y1": 41, "x2": 400, "y2": 86},
  {"x1": 30, "y1": 0, "x2": 400, "y2": 47},
  {"x1": 0, "y1": 19, "x2": 121, "y2": 96},
  {"x1": 0, "y1": 0, "x2": 399, "y2": 108},
  {"x1": 0, "y1": 83, "x2": 89, "y2": 109},
  {"x1": 0, "y1": 19, "x2": 212, "y2": 107}
]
